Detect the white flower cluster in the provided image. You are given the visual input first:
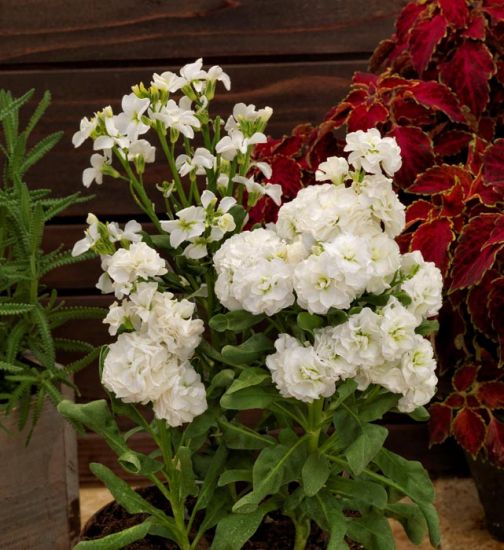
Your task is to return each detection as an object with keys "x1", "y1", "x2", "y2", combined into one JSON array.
[
  {"x1": 214, "y1": 129, "x2": 442, "y2": 411},
  {"x1": 102, "y1": 281, "x2": 207, "y2": 427},
  {"x1": 160, "y1": 190, "x2": 237, "y2": 259}
]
